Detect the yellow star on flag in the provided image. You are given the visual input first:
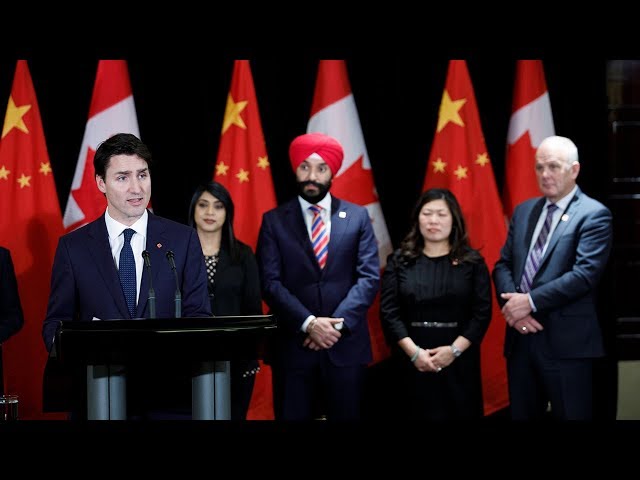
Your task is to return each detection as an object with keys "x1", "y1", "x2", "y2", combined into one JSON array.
[
  {"x1": 257, "y1": 156, "x2": 270, "y2": 170},
  {"x1": 432, "y1": 158, "x2": 447, "y2": 173},
  {"x1": 2, "y1": 96, "x2": 31, "y2": 139},
  {"x1": 216, "y1": 161, "x2": 230, "y2": 176},
  {"x1": 221, "y1": 94, "x2": 248, "y2": 134},
  {"x1": 0, "y1": 165, "x2": 10, "y2": 180},
  {"x1": 235, "y1": 168, "x2": 249, "y2": 183},
  {"x1": 17, "y1": 173, "x2": 31, "y2": 188},
  {"x1": 475, "y1": 152, "x2": 489, "y2": 167},
  {"x1": 437, "y1": 90, "x2": 466, "y2": 133},
  {"x1": 39, "y1": 162, "x2": 52, "y2": 175},
  {"x1": 454, "y1": 165, "x2": 468, "y2": 180}
]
